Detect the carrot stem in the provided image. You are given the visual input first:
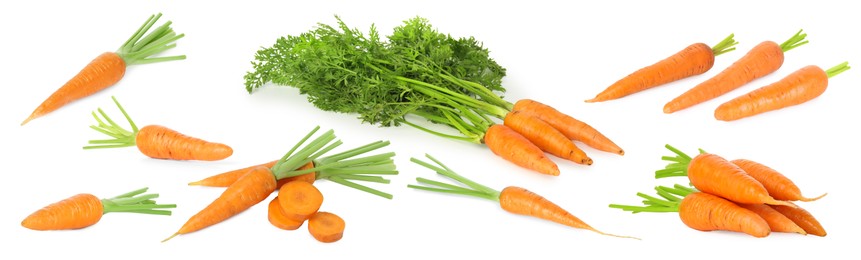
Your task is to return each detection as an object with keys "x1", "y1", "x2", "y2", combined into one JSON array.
[
  {"x1": 328, "y1": 176, "x2": 393, "y2": 199},
  {"x1": 336, "y1": 175, "x2": 391, "y2": 184},
  {"x1": 400, "y1": 119, "x2": 481, "y2": 143},
  {"x1": 825, "y1": 62, "x2": 851, "y2": 78},
  {"x1": 116, "y1": 13, "x2": 186, "y2": 65},
  {"x1": 100, "y1": 187, "x2": 176, "y2": 216},
  {"x1": 779, "y1": 29, "x2": 809, "y2": 53},
  {"x1": 711, "y1": 33, "x2": 739, "y2": 56},
  {"x1": 83, "y1": 96, "x2": 139, "y2": 149},
  {"x1": 408, "y1": 154, "x2": 501, "y2": 200}
]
